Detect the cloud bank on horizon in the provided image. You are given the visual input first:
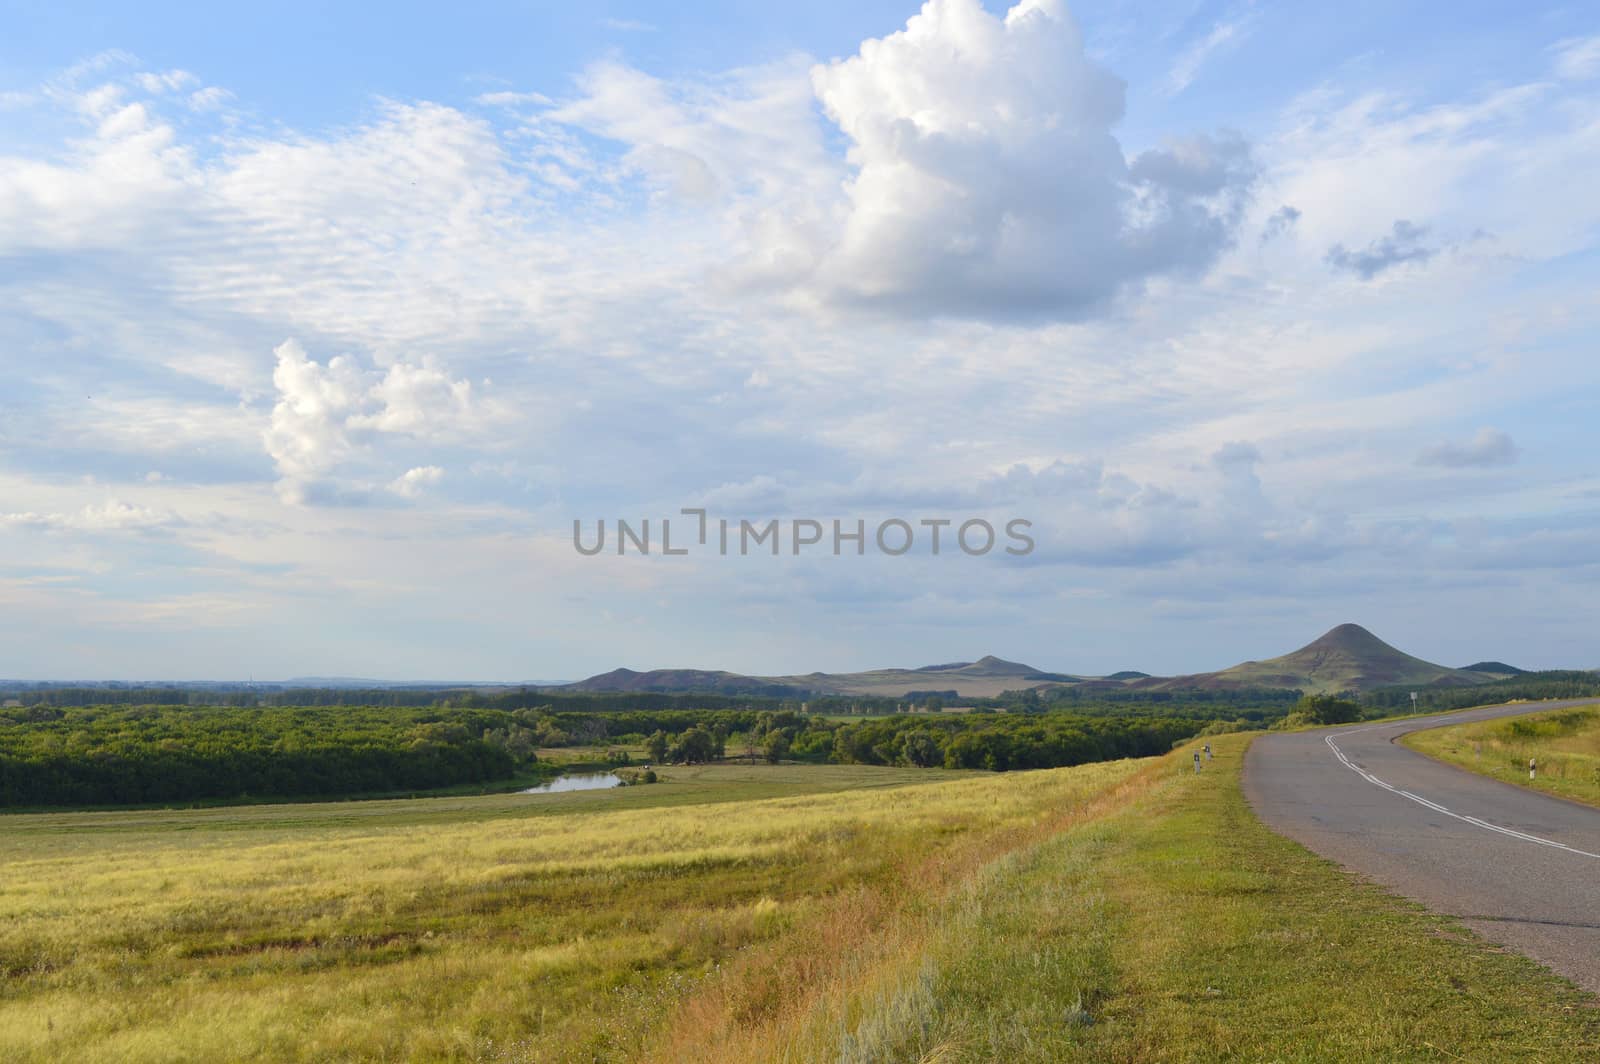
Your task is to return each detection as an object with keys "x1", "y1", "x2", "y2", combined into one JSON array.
[{"x1": 1, "y1": 0, "x2": 1598, "y2": 680}]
